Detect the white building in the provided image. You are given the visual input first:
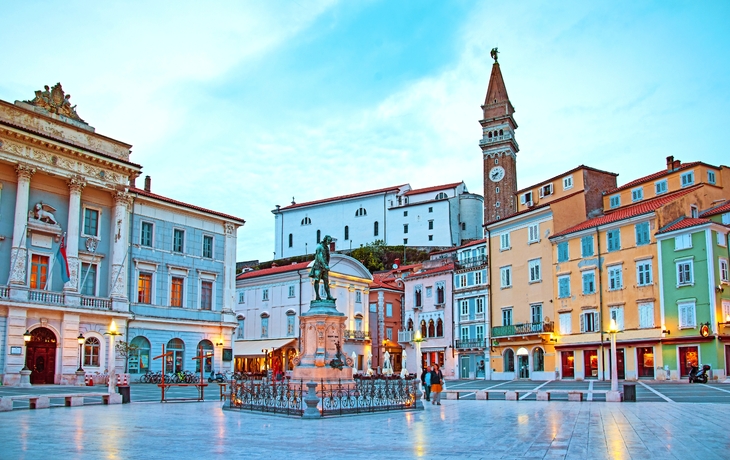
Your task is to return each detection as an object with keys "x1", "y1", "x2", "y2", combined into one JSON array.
[
  {"x1": 272, "y1": 182, "x2": 483, "y2": 259},
  {"x1": 234, "y1": 254, "x2": 373, "y2": 376}
]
